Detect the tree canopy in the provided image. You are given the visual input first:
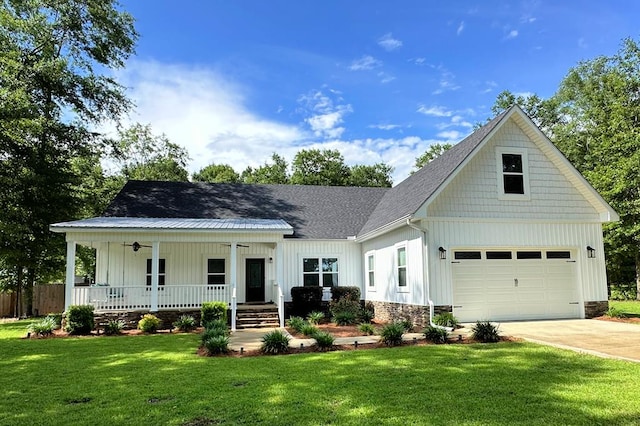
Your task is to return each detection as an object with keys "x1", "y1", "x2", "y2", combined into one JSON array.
[{"x1": 0, "y1": 0, "x2": 138, "y2": 313}]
